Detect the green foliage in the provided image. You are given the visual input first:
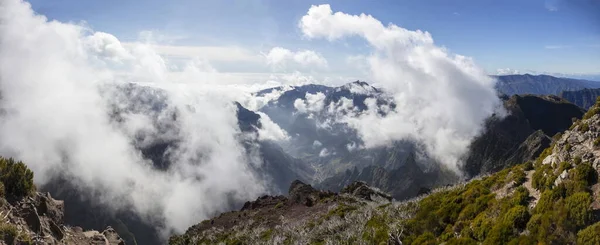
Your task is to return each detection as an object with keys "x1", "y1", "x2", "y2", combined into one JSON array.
[
  {"x1": 565, "y1": 143, "x2": 572, "y2": 151},
  {"x1": 571, "y1": 163, "x2": 598, "y2": 185},
  {"x1": 535, "y1": 146, "x2": 553, "y2": 165},
  {"x1": 532, "y1": 164, "x2": 554, "y2": 191},
  {"x1": 522, "y1": 161, "x2": 533, "y2": 171},
  {"x1": 0, "y1": 223, "x2": 18, "y2": 244},
  {"x1": 509, "y1": 167, "x2": 527, "y2": 186},
  {"x1": 0, "y1": 157, "x2": 35, "y2": 198},
  {"x1": 412, "y1": 232, "x2": 436, "y2": 245},
  {"x1": 260, "y1": 229, "x2": 273, "y2": 241},
  {"x1": 564, "y1": 192, "x2": 592, "y2": 229},
  {"x1": 594, "y1": 137, "x2": 600, "y2": 147},
  {"x1": 362, "y1": 214, "x2": 389, "y2": 244},
  {"x1": 583, "y1": 107, "x2": 600, "y2": 120},
  {"x1": 445, "y1": 237, "x2": 477, "y2": 245},
  {"x1": 579, "y1": 123, "x2": 590, "y2": 132},
  {"x1": 577, "y1": 222, "x2": 600, "y2": 245},
  {"x1": 325, "y1": 203, "x2": 357, "y2": 220},
  {"x1": 558, "y1": 161, "x2": 572, "y2": 173},
  {"x1": 274, "y1": 202, "x2": 284, "y2": 209}
]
